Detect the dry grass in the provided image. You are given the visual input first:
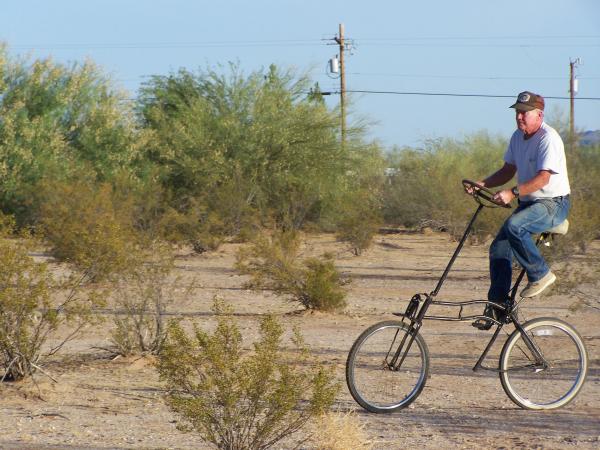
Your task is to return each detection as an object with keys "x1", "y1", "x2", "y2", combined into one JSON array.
[{"x1": 307, "y1": 411, "x2": 374, "y2": 450}]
